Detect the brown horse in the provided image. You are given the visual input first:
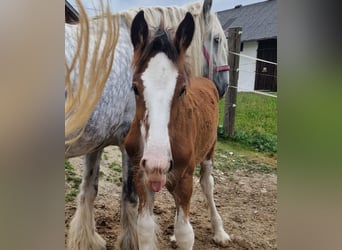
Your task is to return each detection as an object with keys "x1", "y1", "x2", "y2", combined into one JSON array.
[{"x1": 124, "y1": 10, "x2": 230, "y2": 249}]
